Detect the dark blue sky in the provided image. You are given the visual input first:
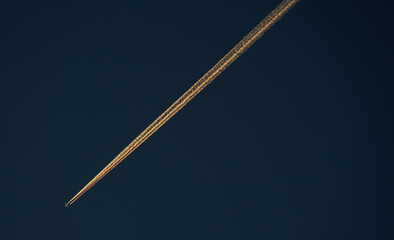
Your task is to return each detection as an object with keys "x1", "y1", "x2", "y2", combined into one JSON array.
[{"x1": 1, "y1": 0, "x2": 393, "y2": 239}]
